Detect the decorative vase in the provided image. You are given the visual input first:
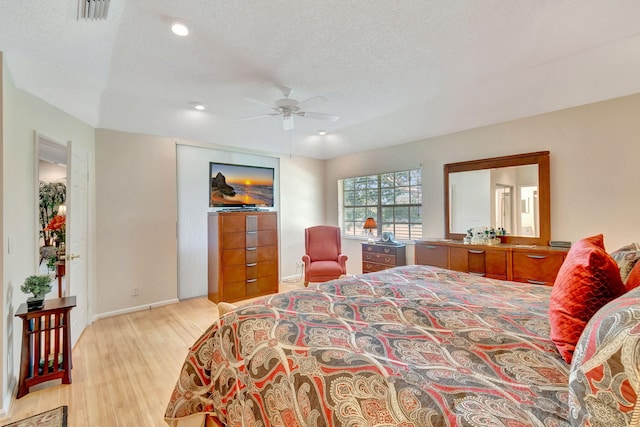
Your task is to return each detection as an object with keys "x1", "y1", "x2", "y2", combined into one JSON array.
[{"x1": 27, "y1": 296, "x2": 44, "y2": 311}]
